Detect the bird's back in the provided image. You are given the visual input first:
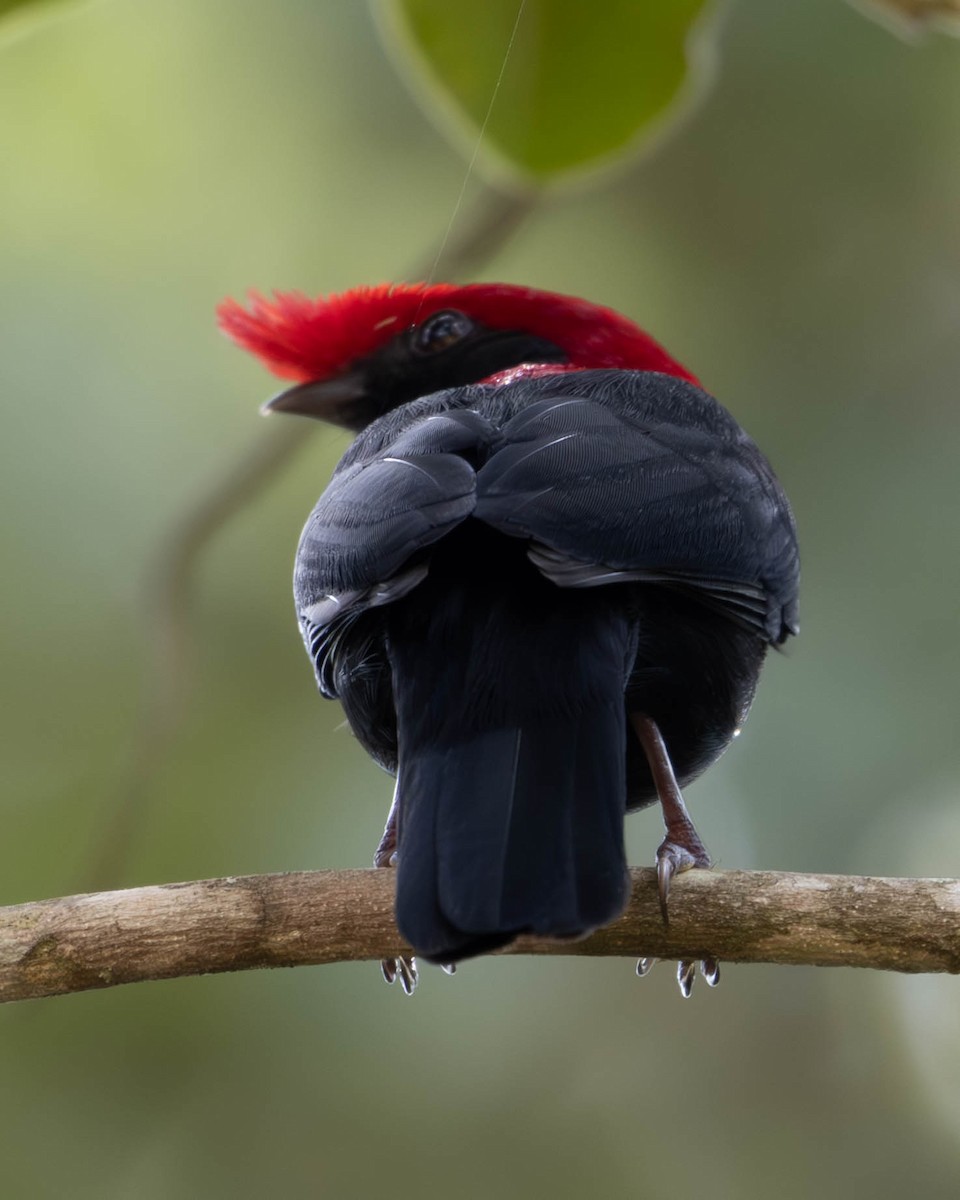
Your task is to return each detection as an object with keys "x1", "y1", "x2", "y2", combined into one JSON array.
[{"x1": 294, "y1": 368, "x2": 797, "y2": 961}]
